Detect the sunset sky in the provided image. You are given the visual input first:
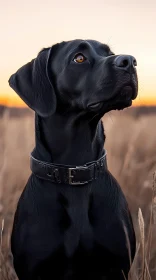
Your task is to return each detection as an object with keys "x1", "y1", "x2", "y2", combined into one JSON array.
[{"x1": 1, "y1": 0, "x2": 156, "y2": 107}]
